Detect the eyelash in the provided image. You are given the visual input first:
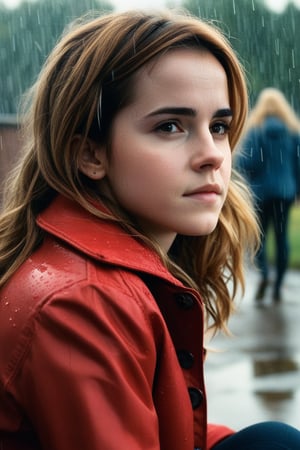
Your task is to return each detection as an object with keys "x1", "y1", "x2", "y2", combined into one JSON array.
[
  {"x1": 155, "y1": 120, "x2": 183, "y2": 134},
  {"x1": 154, "y1": 119, "x2": 231, "y2": 136},
  {"x1": 211, "y1": 121, "x2": 231, "y2": 136}
]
